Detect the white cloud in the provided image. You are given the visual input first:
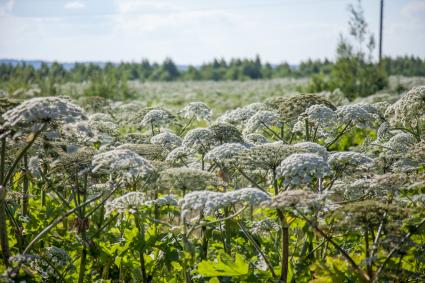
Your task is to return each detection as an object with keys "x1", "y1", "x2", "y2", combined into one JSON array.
[
  {"x1": 115, "y1": 0, "x2": 179, "y2": 14},
  {"x1": 401, "y1": 0, "x2": 425, "y2": 21},
  {"x1": 64, "y1": 1, "x2": 86, "y2": 10},
  {"x1": 0, "y1": 0, "x2": 15, "y2": 16}
]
